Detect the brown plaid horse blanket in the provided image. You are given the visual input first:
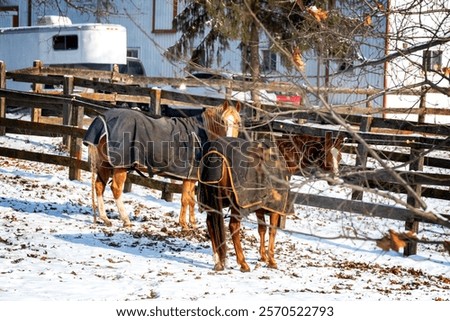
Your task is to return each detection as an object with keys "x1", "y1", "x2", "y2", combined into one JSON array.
[{"x1": 198, "y1": 137, "x2": 295, "y2": 216}]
